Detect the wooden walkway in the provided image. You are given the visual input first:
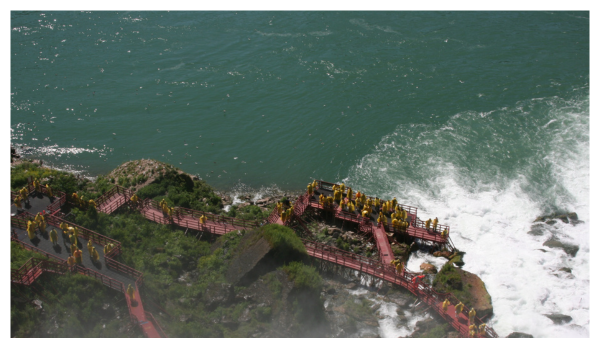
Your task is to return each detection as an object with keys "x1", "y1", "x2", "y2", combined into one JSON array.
[
  {"x1": 96, "y1": 186, "x2": 132, "y2": 214},
  {"x1": 89, "y1": 181, "x2": 494, "y2": 338},
  {"x1": 11, "y1": 211, "x2": 165, "y2": 338}
]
